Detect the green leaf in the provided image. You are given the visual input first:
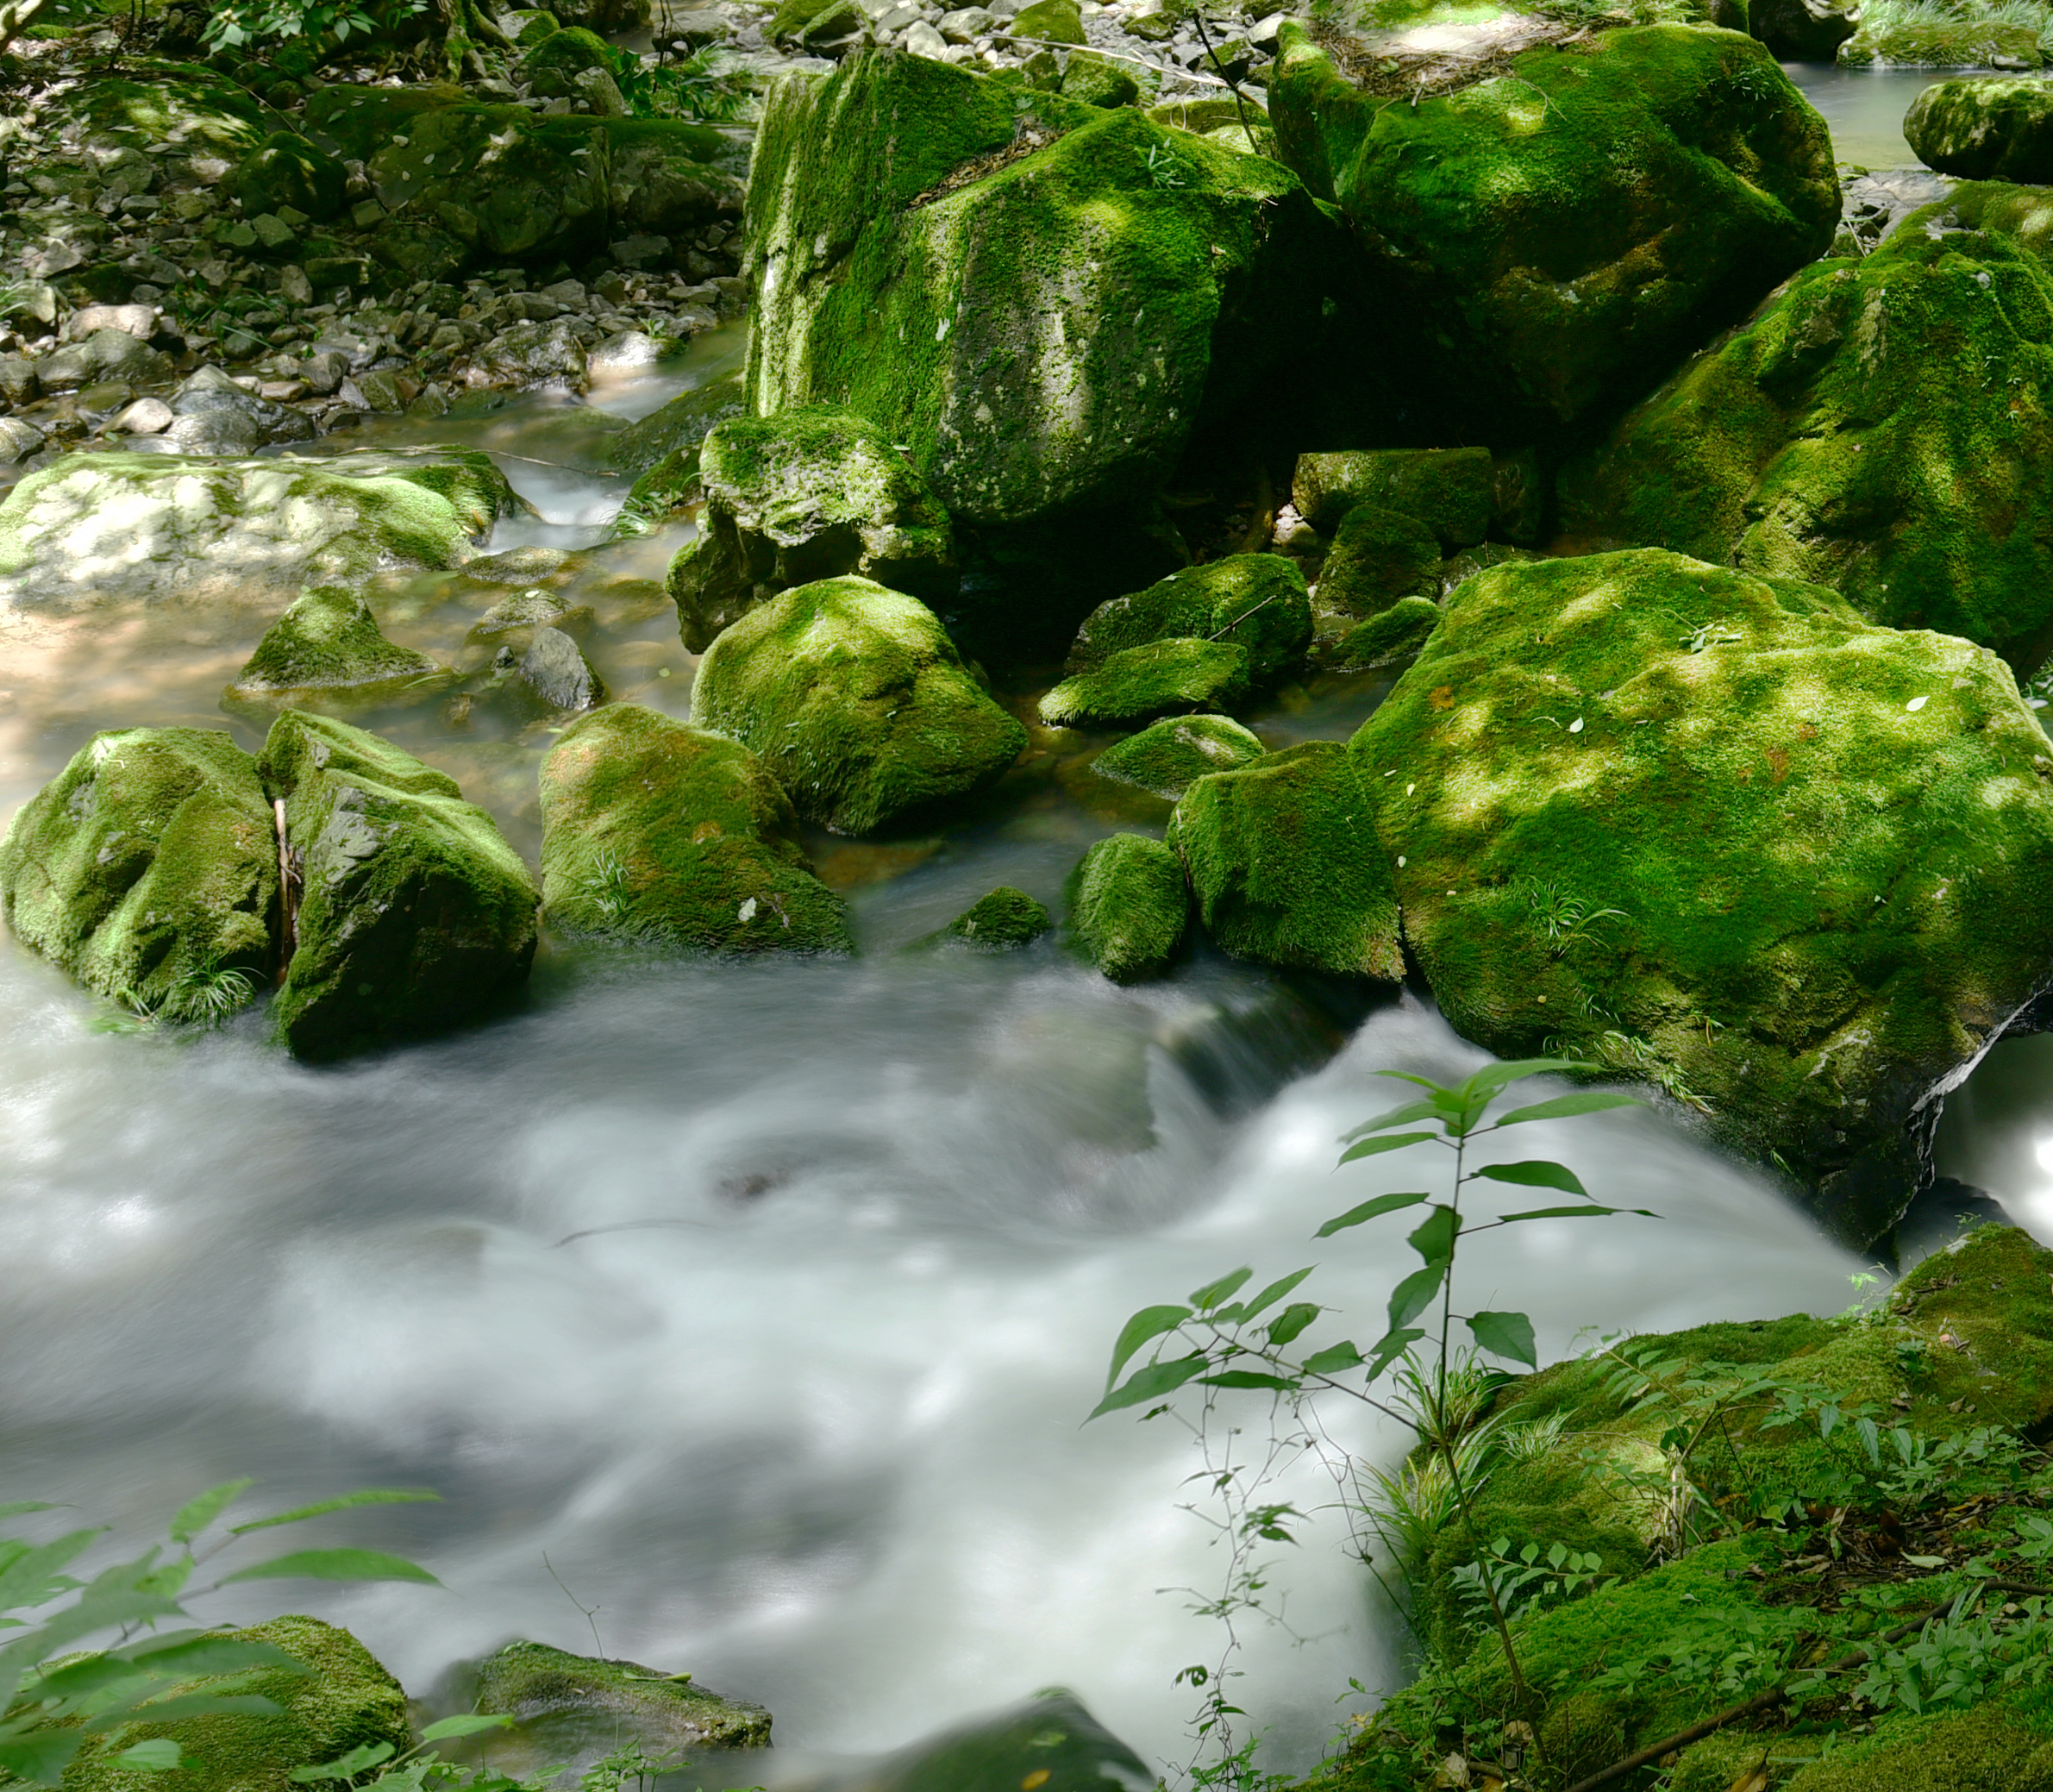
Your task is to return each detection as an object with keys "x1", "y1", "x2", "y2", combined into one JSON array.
[
  {"x1": 1493, "y1": 1091, "x2": 1643, "y2": 1127},
  {"x1": 1467, "y1": 1310, "x2": 1538, "y2": 1369},
  {"x1": 1406, "y1": 1205, "x2": 1458, "y2": 1267},
  {"x1": 88, "y1": 1694, "x2": 282, "y2": 1731},
  {"x1": 1315, "y1": 1191, "x2": 1429, "y2": 1239},
  {"x1": 230, "y1": 1489, "x2": 440, "y2": 1536},
  {"x1": 0, "y1": 1528, "x2": 104, "y2": 1618},
  {"x1": 291, "y1": 1743, "x2": 397, "y2": 1783},
  {"x1": 1459, "y1": 1059, "x2": 1584, "y2": 1101},
  {"x1": 124, "y1": 1635, "x2": 307, "y2": 1679},
  {"x1": 171, "y1": 1480, "x2": 253, "y2": 1545},
  {"x1": 112, "y1": 1741, "x2": 181, "y2": 1772},
  {"x1": 1265, "y1": 1302, "x2": 1320, "y2": 1348},
  {"x1": 1499, "y1": 1206, "x2": 1659, "y2": 1223},
  {"x1": 420, "y1": 1716, "x2": 514, "y2": 1743},
  {"x1": 1105, "y1": 1305, "x2": 1196, "y2": 1390},
  {"x1": 1362, "y1": 1327, "x2": 1426, "y2": 1382},
  {"x1": 1471, "y1": 1160, "x2": 1588, "y2": 1197},
  {"x1": 1339, "y1": 1099, "x2": 1443, "y2": 1142},
  {"x1": 1300, "y1": 1341, "x2": 1363, "y2": 1375},
  {"x1": 219, "y1": 1550, "x2": 440, "y2": 1588},
  {"x1": 0, "y1": 1506, "x2": 56, "y2": 1521},
  {"x1": 1089, "y1": 1352, "x2": 1210, "y2": 1420},
  {"x1": 1387, "y1": 1263, "x2": 1446, "y2": 1332},
  {"x1": 1238, "y1": 1269, "x2": 1315, "y2": 1322},
  {"x1": 1336, "y1": 1131, "x2": 1436, "y2": 1166},
  {"x1": 1199, "y1": 1372, "x2": 1298, "y2": 1392},
  {"x1": 1188, "y1": 1268, "x2": 1254, "y2": 1313},
  {"x1": 0, "y1": 1729, "x2": 82, "y2": 1785}
]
